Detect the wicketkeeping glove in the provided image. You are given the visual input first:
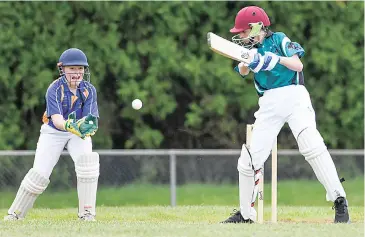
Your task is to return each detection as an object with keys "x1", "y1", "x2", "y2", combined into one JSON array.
[
  {"x1": 64, "y1": 112, "x2": 85, "y2": 139},
  {"x1": 77, "y1": 114, "x2": 98, "y2": 137}
]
